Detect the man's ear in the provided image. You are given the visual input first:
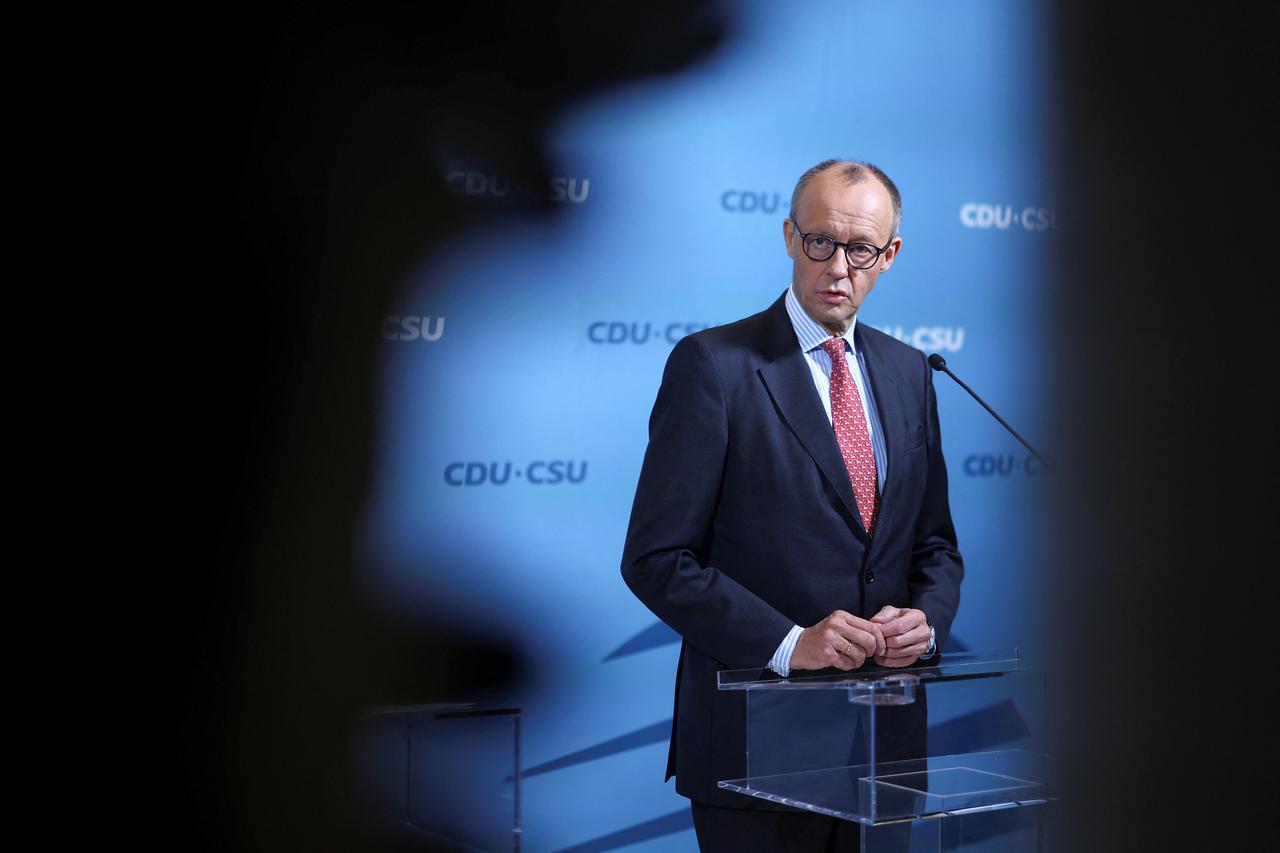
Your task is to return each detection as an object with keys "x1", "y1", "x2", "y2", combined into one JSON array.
[
  {"x1": 879, "y1": 236, "x2": 903, "y2": 271},
  {"x1": 783, "y1": 218, "x2": 797, "y2": 259}
]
